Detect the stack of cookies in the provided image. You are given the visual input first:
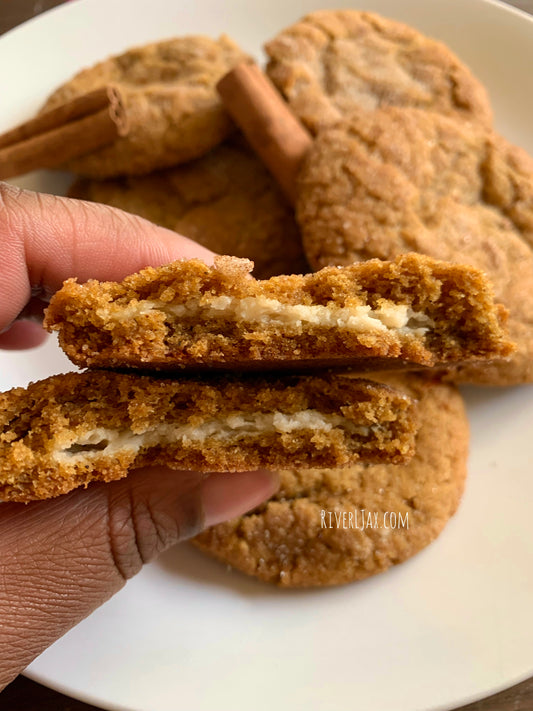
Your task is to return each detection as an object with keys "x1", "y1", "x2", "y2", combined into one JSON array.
[
  {"x1": 4, "y1": 11, "x2": 533, "y2": 587},
  {"x1": 1, "y1": 255, "x2": 509, "y2": 503}
]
